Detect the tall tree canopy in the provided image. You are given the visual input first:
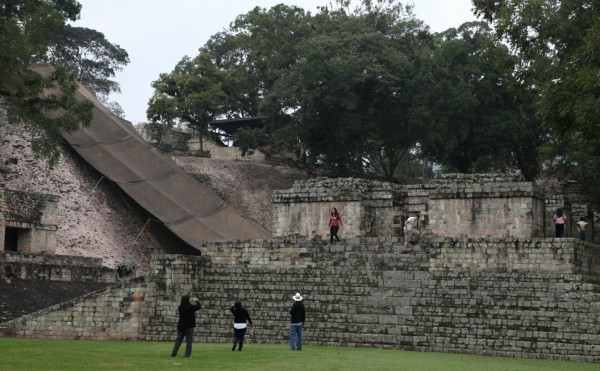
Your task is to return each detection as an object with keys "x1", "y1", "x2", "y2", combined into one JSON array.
[
  {"x1": 0, "y1": 0, "x2": 94, "y2": 166},
  {"x1": 148, "y1": 0, "x2": 551, "y2": 181},
  {"x1": 202, "y1": 4, "x2": 311, "y2": 119},
  {"x1": 148, "y1": 1, "x2": 430, "y2": 179},
  {"x1": 413, "y1": 22, "x2": 543, "y2": 179},
  {"x1": 473, "y1": 0, "x2": 600, "y2": 197},
  {"x1": 44, "y1": 25, "x2": 130, "y2": 100},
  {"x1": 272, "y1": 1, "x2": 429, "y2": 178},
  {"x1": 147, "y1": 53, "x2": 229, "y2": 152}
]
